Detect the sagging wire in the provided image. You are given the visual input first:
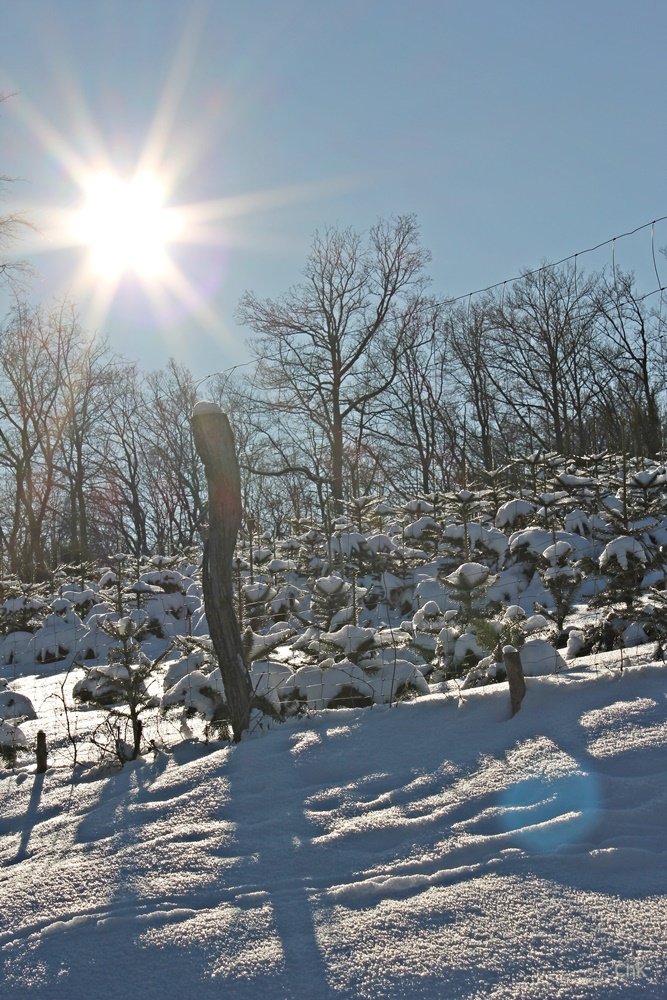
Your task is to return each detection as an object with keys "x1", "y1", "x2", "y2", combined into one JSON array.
[
  {"x1": 651, "y1": 221, "x2": 663, "y2": 289},
  {"x1": 193, "y1": 213, "x2": 667, "y2": 389},
  {"x1": 612, "y1": 237, "x2": 617, "y2": 286},
  {"x1": 445, "y1": 213, "x2": 667, "y2": 306},
  {"x1": 195, "y1": 359, "x2": 257, "y2": 394}
]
